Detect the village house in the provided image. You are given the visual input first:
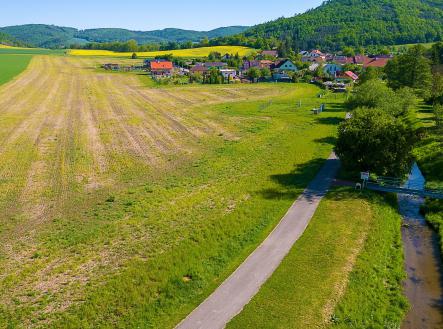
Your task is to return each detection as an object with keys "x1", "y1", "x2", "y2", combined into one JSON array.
[
  {"x1": 323, "y1": 63, "x2": 343, "y2": 77},
  {"x1": 103, "y1": 63, "x2": 121, "y2": 71},
  {"x1": 272, "y1": 59, "x2": 298, "y2": 73},
  {"x1": 302, "y1": 56, "x2": 325, "y2": 63},
  {"x1": 353, "y1": 55, "x2": 372, "y2": 65},
  {"x1": 310, "y1": 49, "x2": 325, "y2": 58},
  {"x1": 205, "y1": 62, "x2": 228, "y2": 69},
  {"x1": 242, "y1": 60, "x2": 273, "y2": 71},
  {"x1": 330, "y1": 55, "x2": 354, "y2": 65},
  {"x1": 220, "y1": 69, "x2": 237, "y2": 81},
  {"x1": 144, "y1": 58, "x2": 168, "y2": 68},
  {"x1": 150, "y1": 61, "x2": 174, "y2": 77},
  {"x1": 309, "y1": 63, "x2": 320, "y2": 72},
  {"x1": 271, "y1": 59, "x2": 298, "y2": 82},
  {"x1": 343, "y1": 71, "x2": 359, "y2": 81},
  {"x1": 300, "y1": 49, "x2": 327, "y2": 63},
  {"x1": 190, "y1": 64, "x2": 208, "y2": 74},
  {"x1": 261, "y1": 50, "x2": 279, "y2": 58},
  {"x1": 363, "y1": 57, "x2": 391, "y2": 68}
]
